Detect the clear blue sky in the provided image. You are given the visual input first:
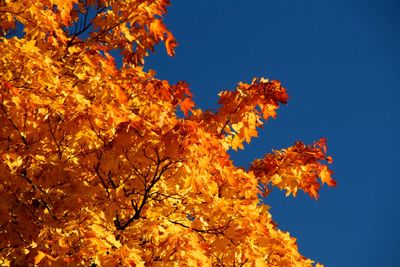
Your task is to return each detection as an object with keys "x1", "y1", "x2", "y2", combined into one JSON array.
[{"x1": 146, "y1": 1, "x2": 400, "y2": 266}]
